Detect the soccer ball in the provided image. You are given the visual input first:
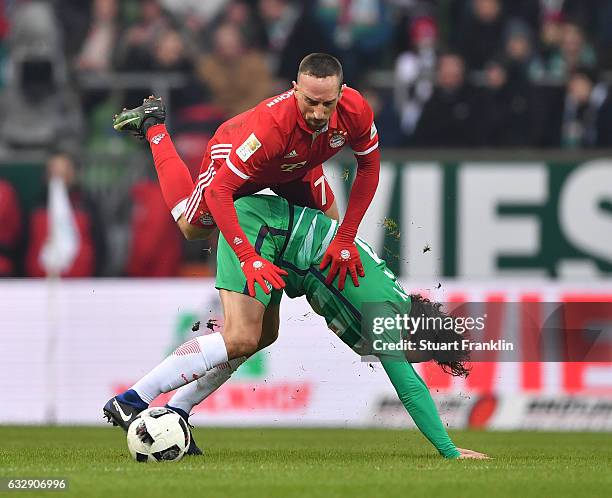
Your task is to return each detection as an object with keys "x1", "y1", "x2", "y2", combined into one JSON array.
[{"x1": 126, "y1": 407, "x2": 190, "y2": 462}]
